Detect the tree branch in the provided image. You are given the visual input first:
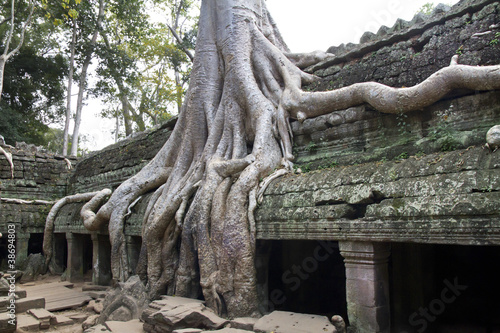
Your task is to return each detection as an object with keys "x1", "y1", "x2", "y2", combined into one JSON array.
[{"x1": 167, "y1": 24, "x2": 194, "y2": 62}]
